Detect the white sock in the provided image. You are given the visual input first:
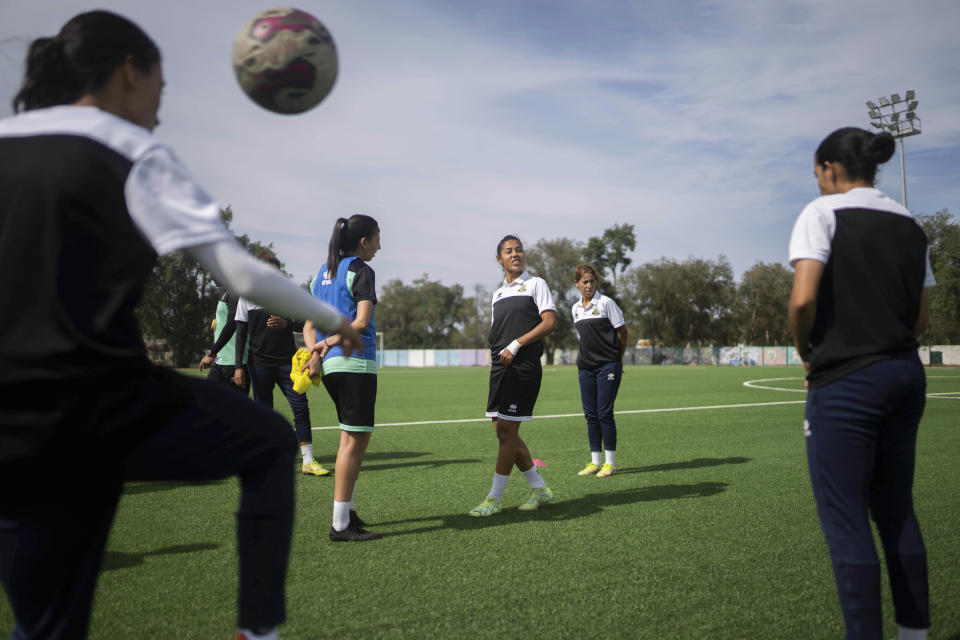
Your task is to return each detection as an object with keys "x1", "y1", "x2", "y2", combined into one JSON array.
[
  {"x1": 898, "y1": 626, "x2": 928, "y2": 640},
  {"x1": 605, "y1": 450, "x2": 616, "y2": 467},
  {"x1": 300, "y1": 443, "x2": 314, "y2": 465},
  {"x1": 488, "y1": 472, "x2": 509, "y2": 499},
  {"x1": 332, "y1": 500, "x2": 350, "y2": 532},
  {"x1": 237, "y1": 628, "x2": 278, "y2": 640},
  {"x1": 591, "y1": 451, "x2": 602, "y2": 465},
  {"x1": 522, "y1": 466, "x2": 546, "y2": 489}
]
